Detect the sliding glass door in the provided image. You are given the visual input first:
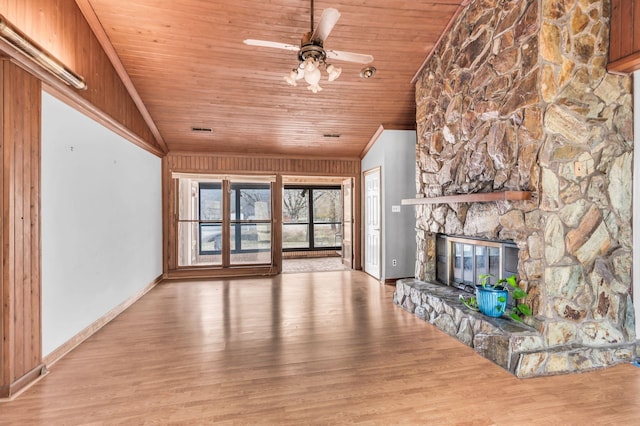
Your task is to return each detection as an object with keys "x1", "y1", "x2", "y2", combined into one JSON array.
[
  {"x1": 177, "y1": 178, "x2": 223, "y2": 266},
  {"x1": 282, "y1": 186, "x2": 342, "y2": 251},
  {"x1": 176, "y1": 175, "x2": 273, "y2": 267}
]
